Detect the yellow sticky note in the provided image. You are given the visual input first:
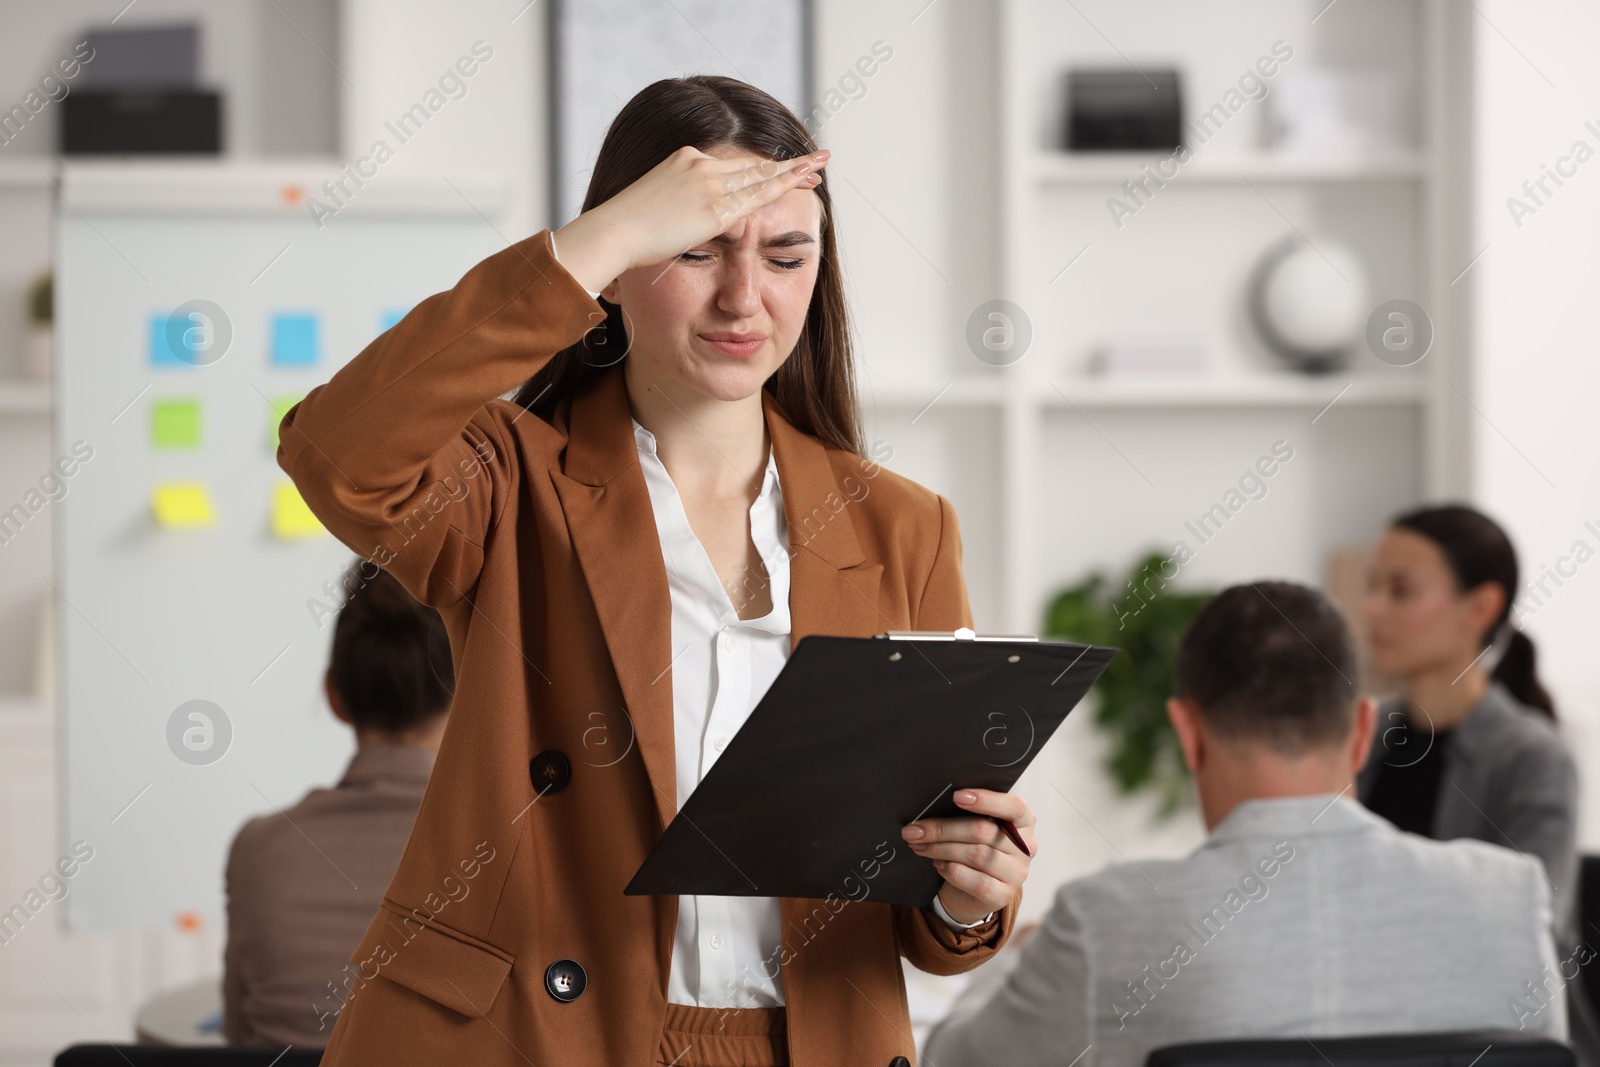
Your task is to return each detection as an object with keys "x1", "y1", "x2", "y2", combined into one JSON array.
[
  {"x1": 268, "y1": 393, "x2": 305, "y2": 450},
  {"x1": 272, "y1": 483, "x2": 324, "y2": 539},
  {"x1": 152, "y1": 483, "x2": 216, "y2": 529}
]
